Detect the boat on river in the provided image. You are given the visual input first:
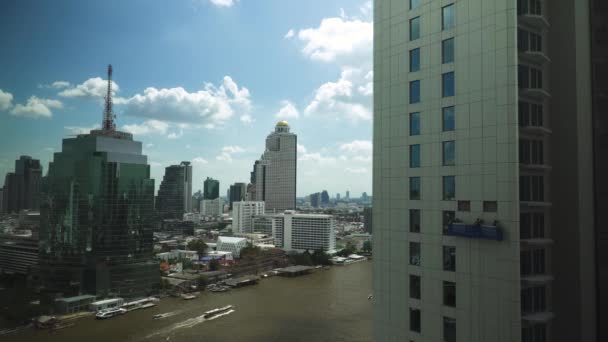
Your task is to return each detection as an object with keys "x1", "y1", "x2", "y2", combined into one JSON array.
[
  {"x1": 203, "y1": 305, "x2": 233, "y2": 319},
  {"x1": 95, "y1": 308, "x2": 126, "y2": 319}
]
